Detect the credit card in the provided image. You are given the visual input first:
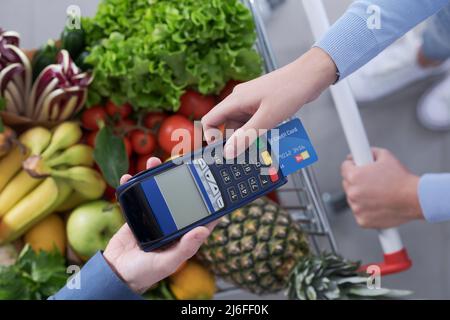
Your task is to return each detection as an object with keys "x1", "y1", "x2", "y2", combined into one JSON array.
[{"x1": 268, "y1": 117, "x2": 318, "y2": 176}]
